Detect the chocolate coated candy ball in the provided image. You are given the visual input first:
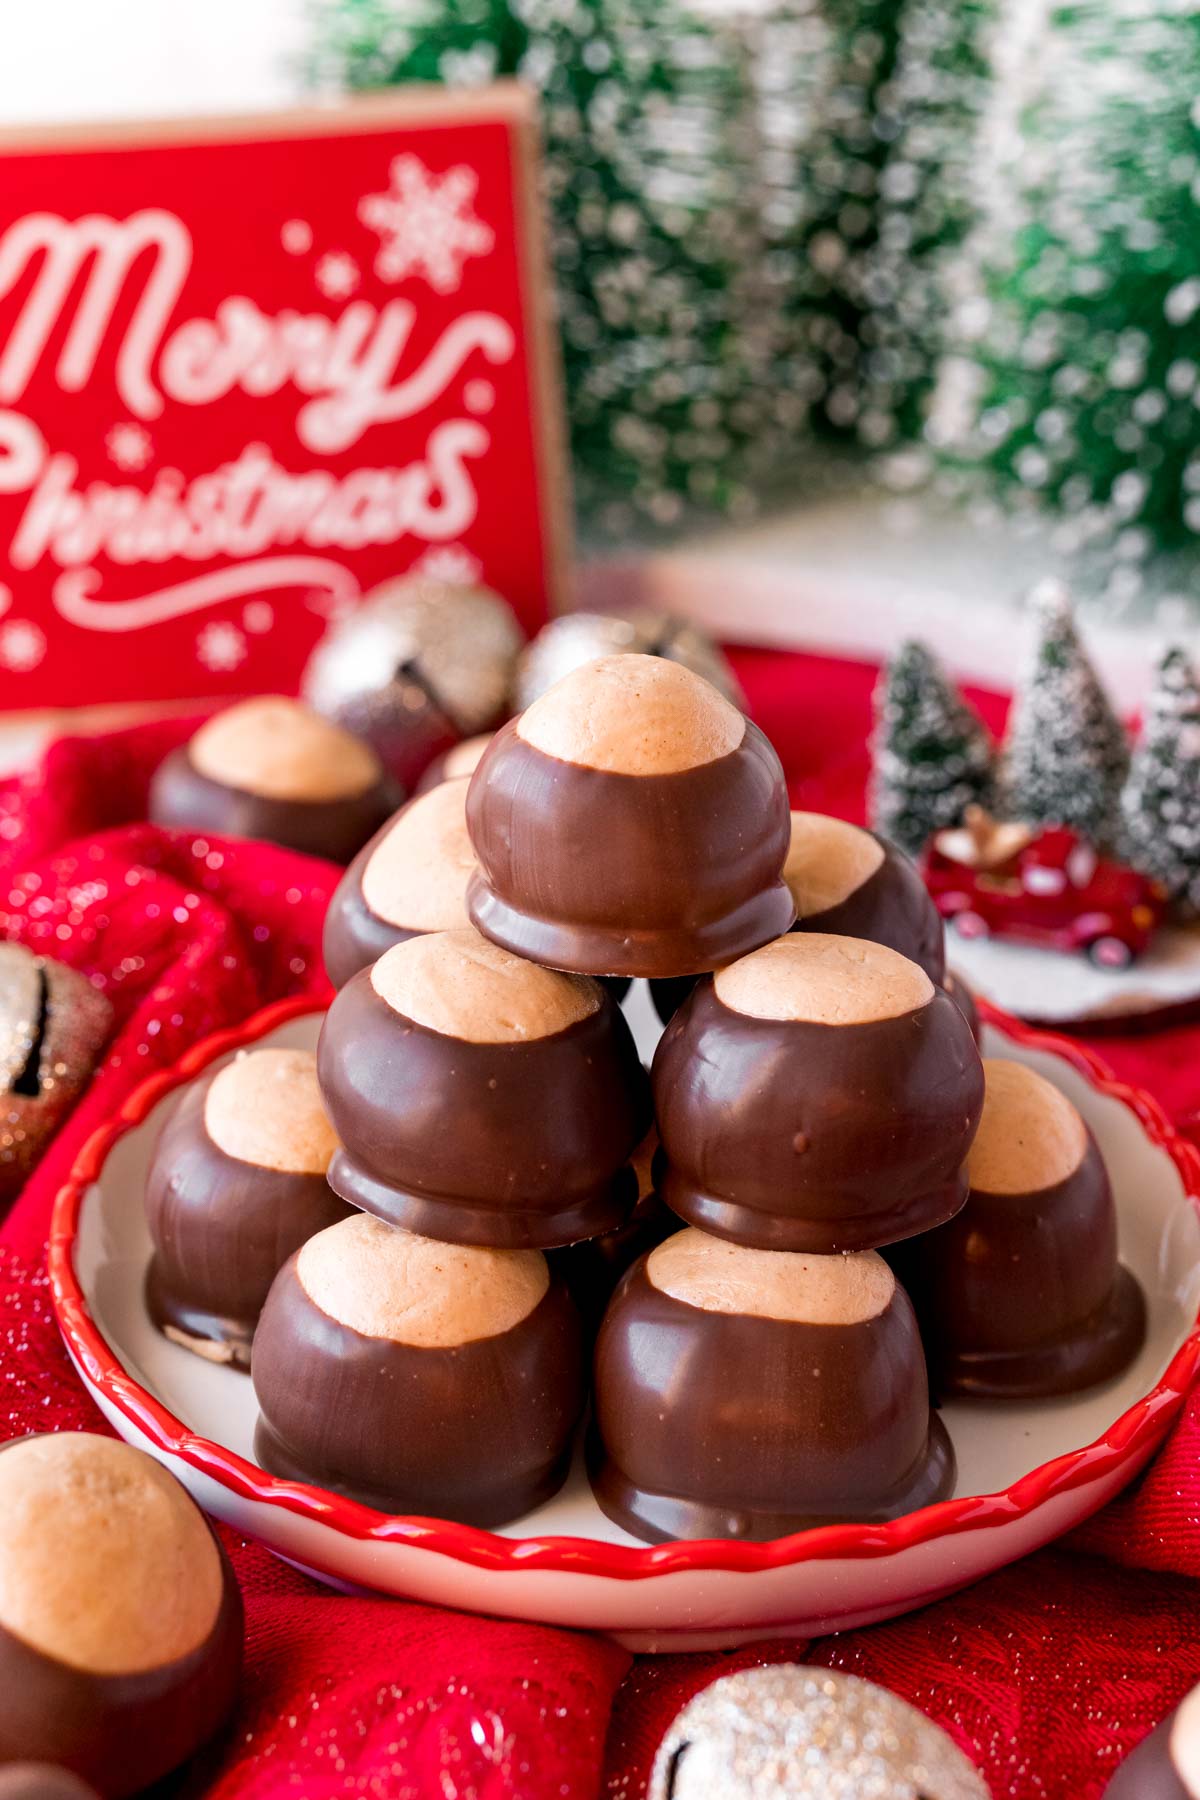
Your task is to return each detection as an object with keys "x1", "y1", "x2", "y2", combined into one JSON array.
[
  {"x1": 323, "y1": 778, "x2": 476, "y2": 989},
  {"x1": 302, "y1": 577, "x2": 523, "y2": 787},
  {"x1": 149, "y1": 696, "x2": 398, "y2": 862},
  {"x1": 649, "y1": 1666, "x2": 989, "y2": 1799},
  {"x1": 1104, "y1": 1683, "x2": 1200, "y2": 1798},
  {"x1": 904, "y1": 1059, "x2": 1145, "y2": 1398},
  {"x1": 0, "y1": 945, "x2": 112, "y2": 1209},
  {"x1": 590, "y1": 1228, "x2": 953, "y2": 1543},
  {"x1": 0, "y1": 1770, "x2": 100, "y2": 1800},
  {"x1": 253, "y1": 1213, "x2": 585, "y2": 1524},
  {"x1": 318, "y1": 927, "x2": 650, "y2": 1248},
  {"x1": 785, "y1": 810, "x2": 945, "y2": 982},
  {"x1": 145, "y1": 1047, "x2": 351, "y2": 1368},
  {"x1": 652, "y1": 933, "x2": 983, "y2": 1253},
  {"x1": 468, "y1": 655, "x2": 794, "y2": 979},
  {"x1": 514, "y1": 609, "x2": 743, "y2": 712},
  {"x1": 0, "y1": 1434, "x2": 242, "y2": 1797}
]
